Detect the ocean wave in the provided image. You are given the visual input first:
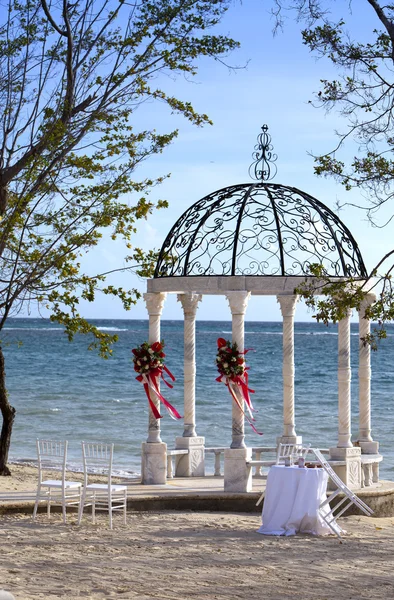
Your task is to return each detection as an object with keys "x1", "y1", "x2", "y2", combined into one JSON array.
[
  {"x1": 19, "y1": 407, "x2": 64, "y2": 416},
  {"x1": 98, "y1": 327, "x2": 129, "y2": 332},
  {"x1": 9, "y1": 458, "x2": 37, "y2": 468},
  {"x1": 9, "y1": 458, "x2": 140, "y2": 478},
  {"x1": 209, "y1": 329, "x2": 393, "y2": 338},
  {"x1": 66, "y1": 462, "x2": 139, "y2": 477},
  {"x1": 295, "y1": 331, "x2": 383, "y2": 337},
  {"x1": 296, "y1": 331, "x2": 338, "y2": 336},
  {"x1": 3, "y1": 327, "x2": 64, "y2": 331},
  {"x1": 259, "y1": 331, "x2": 282, "y2": 336},
  {"x1": 223, "y1": 330, "x2": 270, "y2": 335}
]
